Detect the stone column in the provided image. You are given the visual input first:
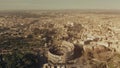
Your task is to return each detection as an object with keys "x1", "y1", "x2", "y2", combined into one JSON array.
[
  {"x1": 51, "y1": 65, "x2": 54, "y2": 68},
  {"x1": 57, "y1": 65, "x2": 60, "y2": 68}
]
